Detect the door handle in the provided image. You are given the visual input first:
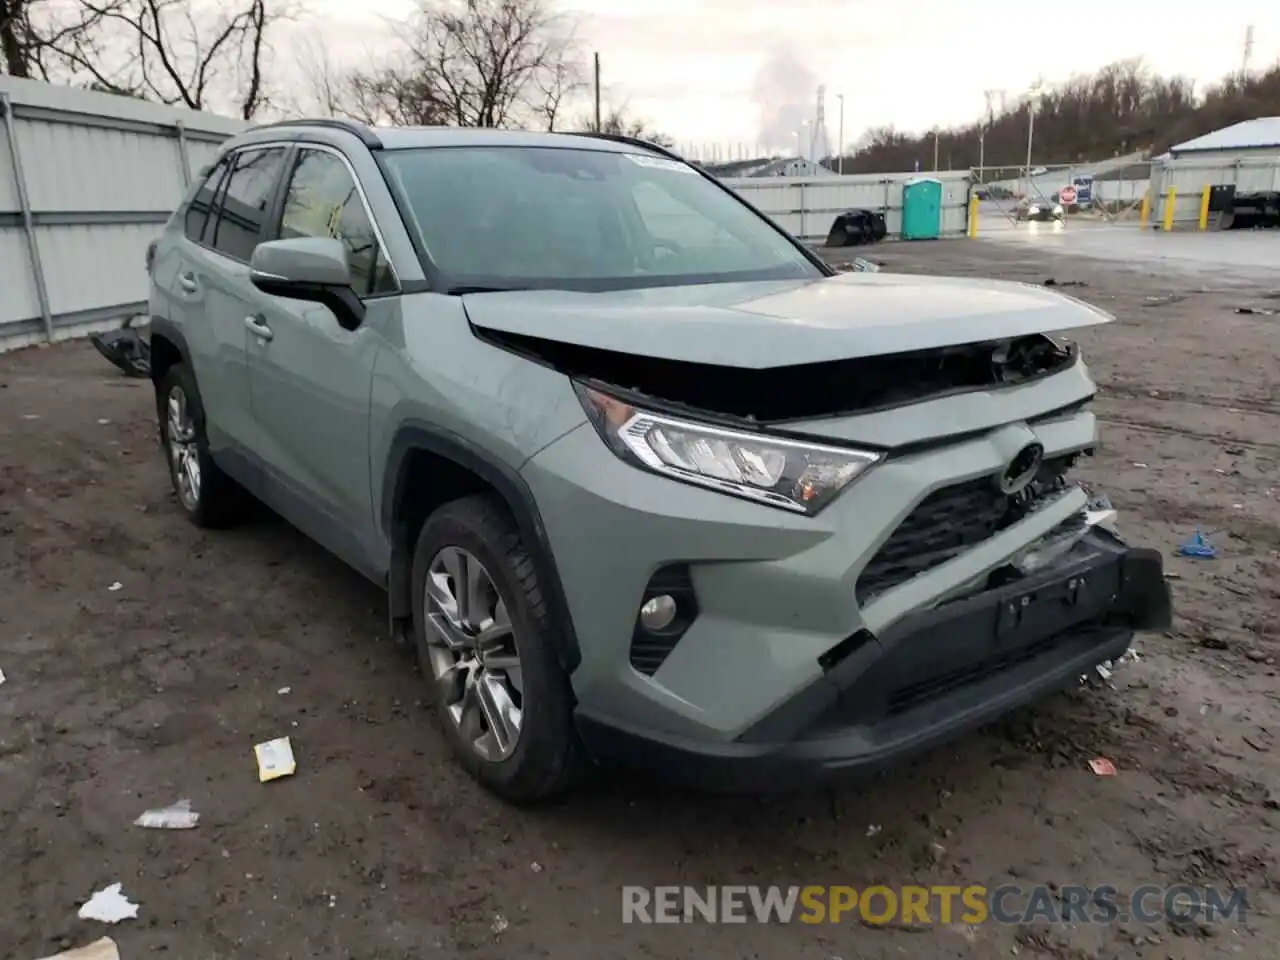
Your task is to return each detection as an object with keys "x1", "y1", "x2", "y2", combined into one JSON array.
[
  {"x1": 178, "y1": 273, "x2": 198, "y2": 294},
  {"x1": 244, "y1": 315, "x2": 273, "y2": 341}
]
